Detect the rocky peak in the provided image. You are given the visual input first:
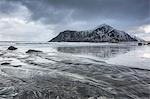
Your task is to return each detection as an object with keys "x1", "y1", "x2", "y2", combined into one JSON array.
[
  {"x1": 49, "y1": 24, "x2": 141, "y2": 42},
  {"x1": 93, "y1": 24, "x2": 114, "y2": 33}
]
